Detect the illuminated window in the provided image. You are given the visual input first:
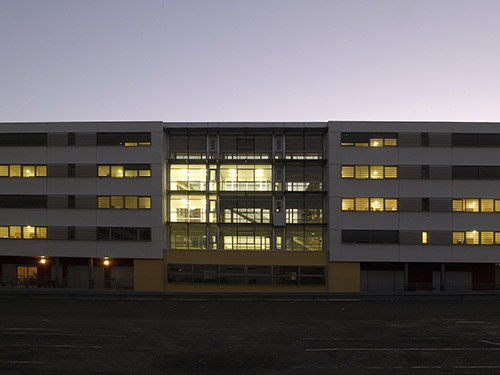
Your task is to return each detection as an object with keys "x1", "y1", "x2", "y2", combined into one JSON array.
[
  {"x1": 341, "y1": 198, "x2": 355, "y2": 211},
  {"x1": 170, "y1": 165, "x2": 207, "y2": 191},
  {"x1": 138, "y1": 197, "x2": 151, "y2": 209},
  {"x1": 370, "y1": 166, "x2": 384, "y2": 179},
  {"x1": 98, "y1": 166, "x2": 110, "y2": 177},
  {"x1": 355, "y1": 198, "x2": 369, "y2": 211},
  {"x1": 465, "y1": 199, "x2": 479, "y2": 212},
  {"x1": 111, "y1": 166, "x2": 123, "y2": 178},
  {"x1": 36, "y1": 165, "x2": 47, "y2": 176},
  {"x1": 422, "y1": 231, "x2": 428, "y2": 244},
  {"x1": 355, "y1": 166, "x2": 369, "y2": 179},
  {"x1": 111, "y1": 196, "x2": 124, "y2": 209},
  {"x1": 495, "y1": 233, "x2": 500, "y2": 244},
  {"x1": 496, "y1": 200, "x2": 500, "y2": 212},
  {"x1": 385, "y1": 199, "x2": 398, "y2": 211},
  {"x1": 0, "y1": 166, "x2": 8, "y2": 176},
  {"x1": 9, "y1": 226, "x2": 21, "y2": 239},
  {"x1": 124, "y1": 142, "x2": 138, "y2": 147},
  {"x1": 0, "y1": 226, "x2": 8, "y2": 238},
  {"x1": 341, "y1": 133, "x2": 398, "y2": 147},
  {"x1": 465, "y1": 230, "x2": 479, "y2": 244},
  {"x1": 481, "y1": 199, "x2": 494, "y2": 213},
  {"x1": 124, "y1": 169, "x2": 138, "y2": 178},
  {"x1": 125, "y1": 196, "x2": 138, "y2": 209},
  {"x1": 453, "y1": 232, "x2": 464, "y2": 244},
  {"x1": 384, "y1": 166, "x2": 398, "y2": 178},
  {"x1": 453, "y1": 199, "x2": 463, "y2": 212},
  {"x1": 384, "y1": 138, "x2": 397, "y2": 146},
  {"x1": 481, "y1": 231, "x2": 494, "y2": 245},
  {"x1": 370, "y1": 138, "x2": 383, "y2": 147},
  {"x1": 220, "y1": 165, "x2": 272, "y2": 191},
  {"x1": 370, "y1": 198, "x2": 384, "y2": 211},
  {"x1": 170, "y1": 195, "x2": 206, "y2": 222},
  {"x1": 139, "y1": 169, "x2": 151, "y2": 177},
  {"x1": 341, "y1": 166, "x2": 354, "y2": 178},
  {"x1": 36, "y1": 227, "x2": 47, "y2": 239},
  {"x1": 22, "y1": 166, "x2": 35, "y2": 178},
  {"x1": 355, "y1": 142, "x2": 369, "y2": 147},
  {"x1": 9, "y1": 165, "x2": 21, "y2": 177},
  {"x1": 23, "y1": 226, "x2": 35, "y2": 239},
  {"x1": 98, "y1": 196, "x2": 110, "y2": 208}
]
